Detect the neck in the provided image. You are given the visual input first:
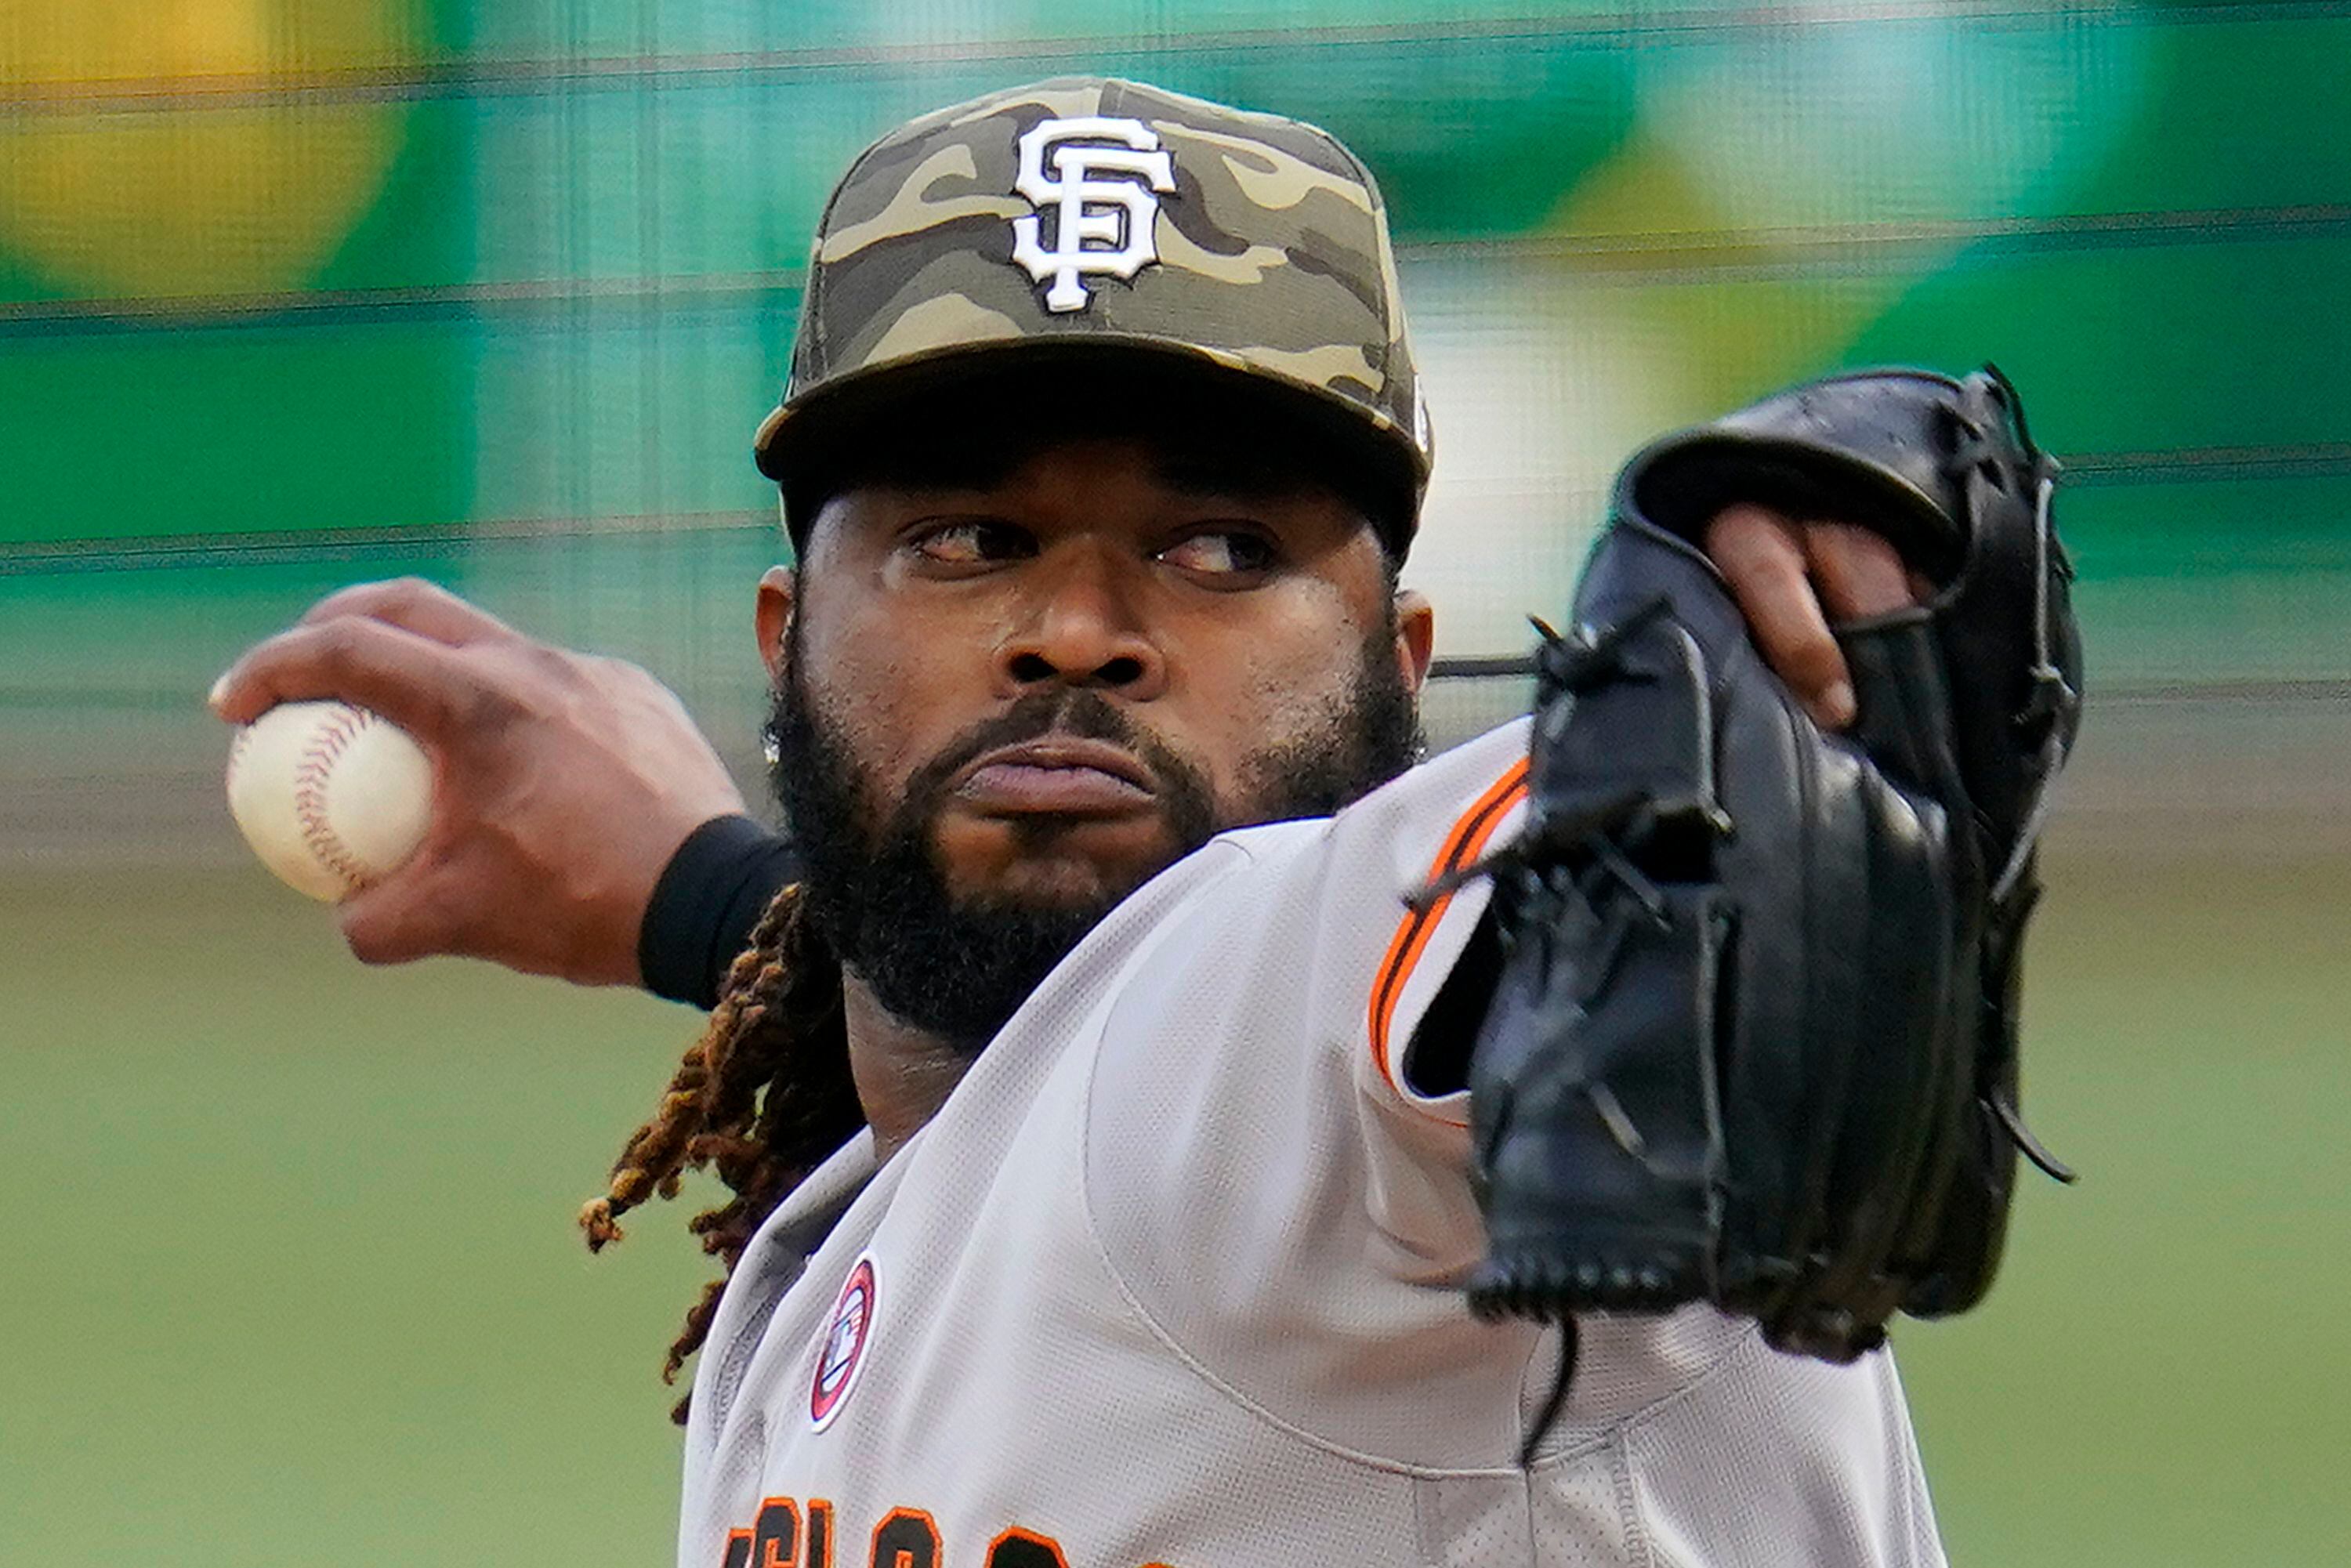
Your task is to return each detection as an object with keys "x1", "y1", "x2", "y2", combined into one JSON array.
[{"x1": 841, "y1": 973, "x2": 977, "y2": 1164}]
